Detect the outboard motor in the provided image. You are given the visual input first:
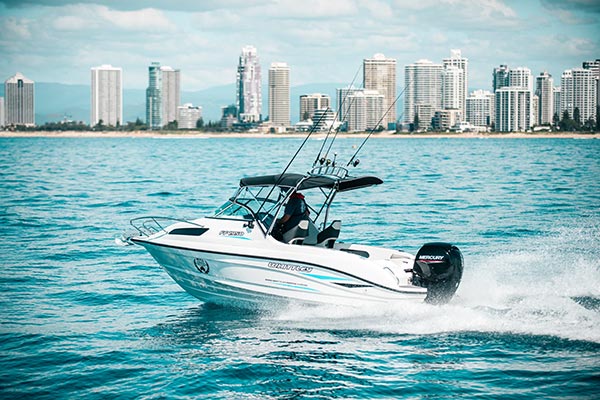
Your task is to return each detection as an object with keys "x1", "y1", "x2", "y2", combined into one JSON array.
[{"x1": 412, "y1": 242, "x2": 463, "y2": 304}]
